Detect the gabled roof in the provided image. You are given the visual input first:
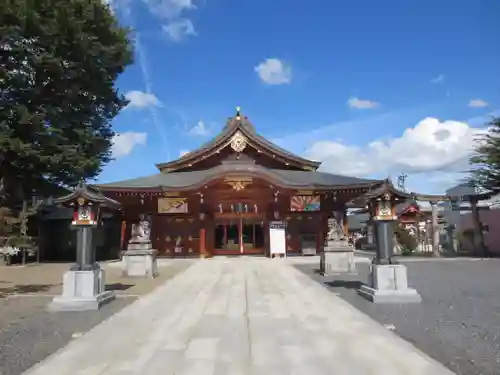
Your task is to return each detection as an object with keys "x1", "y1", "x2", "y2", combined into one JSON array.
[{"x1": 156, "y1": 107, "x2": 321, "y2": 172}]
